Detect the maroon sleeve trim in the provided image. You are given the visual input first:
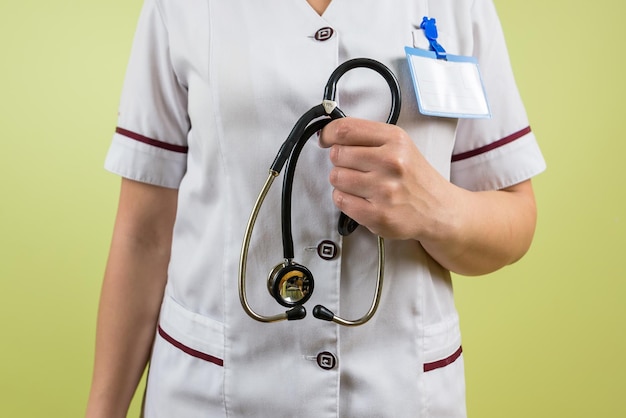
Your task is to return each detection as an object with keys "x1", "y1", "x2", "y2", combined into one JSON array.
[
  {"x1": 423, "y1": 345, "x2": 463, "y2": 372},
  {"x1": 158, "y1": 325, "x2": 224, "y2": 367},
  {"x1": 451, "y1": 126, "x2": 532, "y2": 162},
  {"x1": 116, "y1": 127, "x2": 189, "y2": 154}
]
